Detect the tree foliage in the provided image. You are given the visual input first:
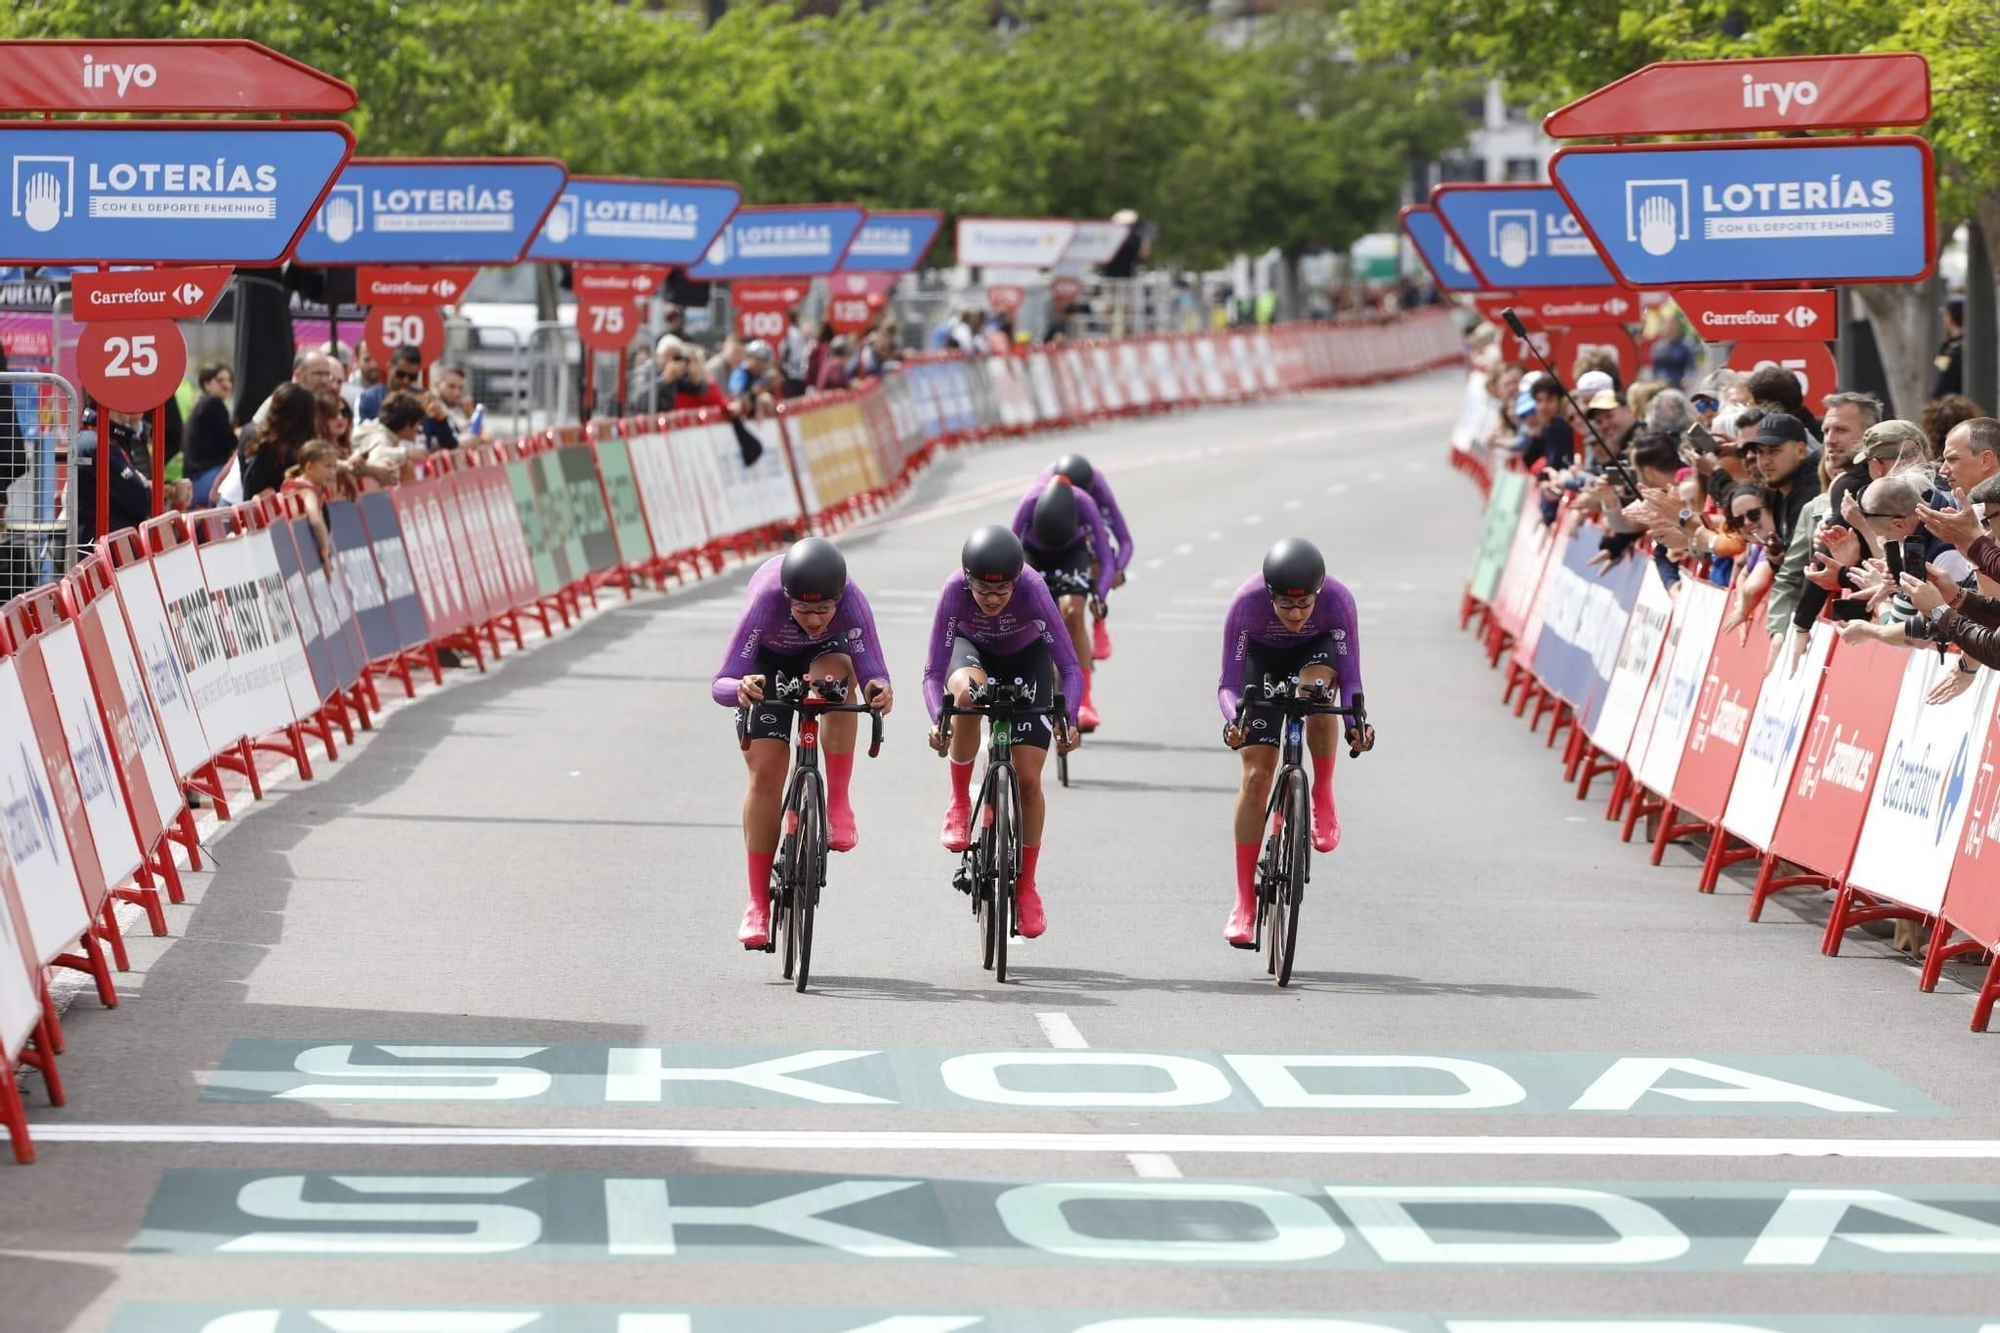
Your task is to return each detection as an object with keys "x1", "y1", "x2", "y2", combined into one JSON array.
[{"x1": 0, "y1": 0, "x2": 1478, "y2": 265}]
